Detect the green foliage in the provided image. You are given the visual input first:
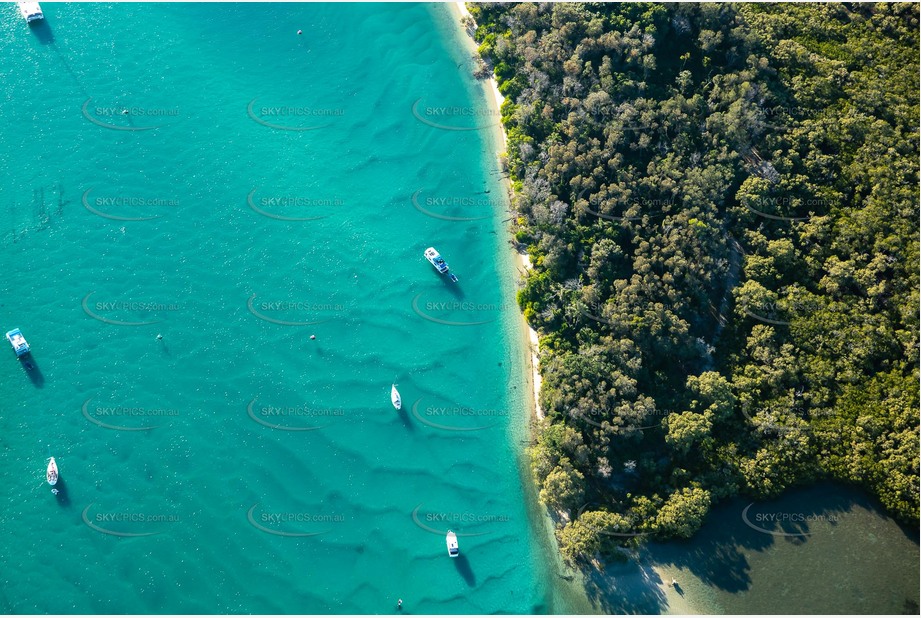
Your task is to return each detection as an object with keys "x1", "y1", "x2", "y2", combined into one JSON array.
[
  {"x1": 475, "y1": 0, "x2": 920, "y2": 552},
  {"x1": 557, "y1": 510, "x2": 637, "y2": 565},
  {"x1": 664, "y1": 410, "x2": 714, "y2": 455},
  {"x1": 654, "y1": 487, "x2": 712, "y2": 539},
  {"x1": 539, "y1": 458, "x2": 586, "y2": 514}
]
